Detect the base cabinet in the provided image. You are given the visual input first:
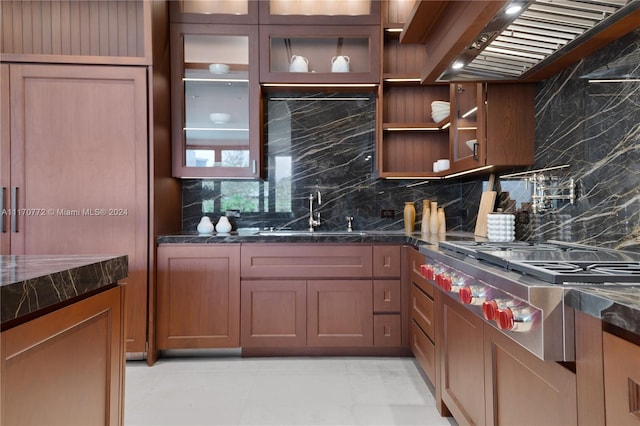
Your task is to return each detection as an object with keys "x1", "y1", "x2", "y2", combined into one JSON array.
[
  {"x1": 603, "y1": 332, "x2": 640, "y2": 426},
  {"x1": 439, "y1": 293, "x2": 486, "y2": 425},
  {"x1": 1, "y1": 286, "x2": 125, "y2": 426},
  {"x1": 484, "y1": 324, "x2": 578, "y2": 426},
  {"x1": 156, "y1": 244, "x2": 240, "y2": 349}
]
